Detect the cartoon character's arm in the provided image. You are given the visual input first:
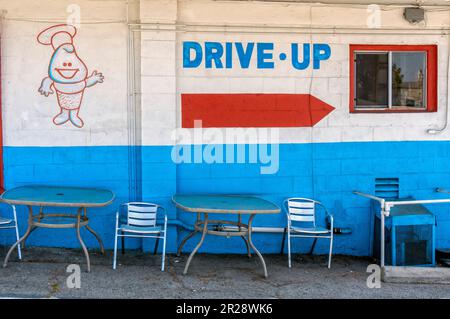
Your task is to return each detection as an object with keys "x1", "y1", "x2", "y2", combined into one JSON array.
[
  {"x1": 38, "y1": 77, "x2": 54, "y2": 97},
  {"x1": 86, "y1": 70, "x2": 104, "y2": 88}
]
